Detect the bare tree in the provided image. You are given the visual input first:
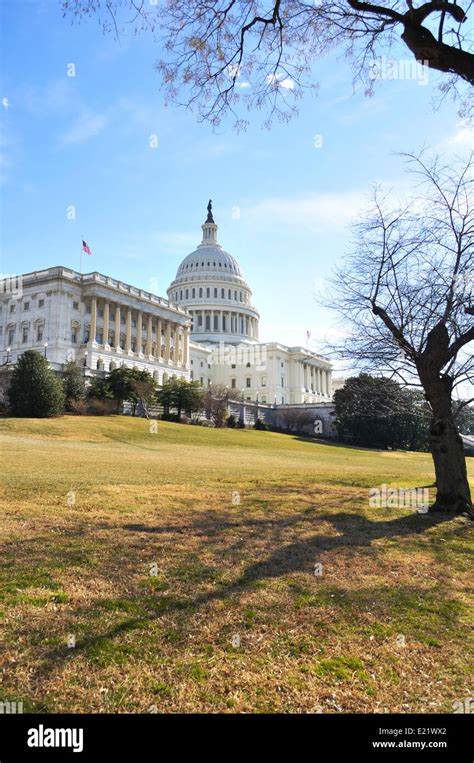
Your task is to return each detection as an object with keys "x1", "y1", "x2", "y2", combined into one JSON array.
[
  {"x1": 275, "y1": 407, "x2": 315, "y2": 434},
  {"x1": 62, "y1": 0, "x2": 473, "y2": 127},
  {"x1": 324, "y1": 151, "x2": 473, "y2": 515},
  {"x1": 203, "y1": 383, "x2": 230, "y2": 426}
]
